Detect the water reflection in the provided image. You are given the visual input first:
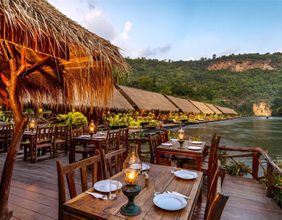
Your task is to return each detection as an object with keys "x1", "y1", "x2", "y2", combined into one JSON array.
[{"x1": 177, "y1": 117, "x2": 282, "y2": 158}]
